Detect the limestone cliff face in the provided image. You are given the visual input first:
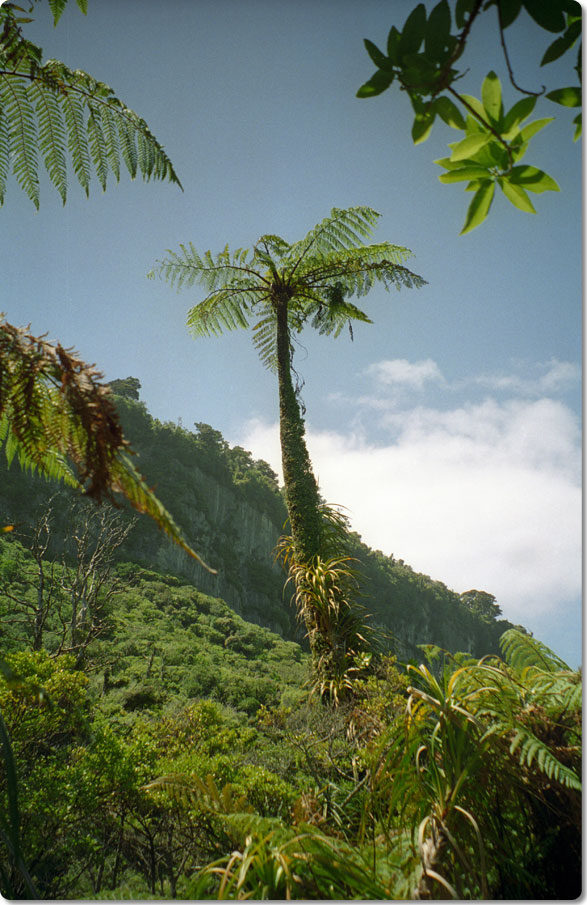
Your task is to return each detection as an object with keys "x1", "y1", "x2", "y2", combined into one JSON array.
[{"x1": 0, "y1": 395, "x2": 514, "y2": 658}]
